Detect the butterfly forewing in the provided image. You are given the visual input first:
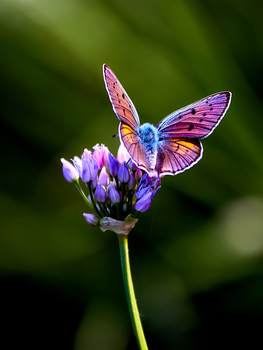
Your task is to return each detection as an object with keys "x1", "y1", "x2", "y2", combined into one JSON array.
[
  {"x1": 156, "y1": 138, "x2": 202, "y2": 176},
  {"x1": 103, "y1": 65, "x2": 140, "y2": 129},
  {"x1": 157, "y1": 92, "x2": 231, "y2": 139}
]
